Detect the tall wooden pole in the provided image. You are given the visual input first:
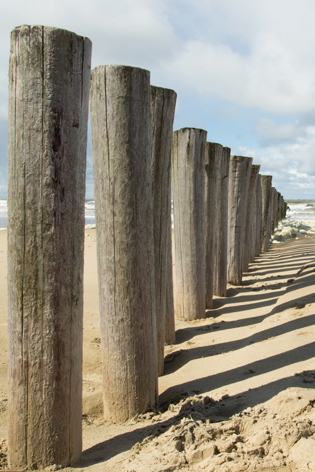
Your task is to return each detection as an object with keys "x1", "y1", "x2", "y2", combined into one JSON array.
[
  {"x1": 7, "y1": 25, "x2": 91, "y2": 469},
  {"x1": 255, "y1": 174, "x2": 263, "y2": 257},
  {"x1": 227, "y1": 156, "x2": 252, "y2": 285},
  {"x1": 204, "y1": 142, "x2": 220, "y2": 308},
  {"x1": 213, "y1": 146, "x2": 230, "y2": 297},
  {"x1": 243, "y1": 164, "x2": 260, "y2": 272},
  {"x1": 90, "y1": 65, "x2": 158, "y2": 422},
  {"x1": 165, "y1": 222, "x2": 175, "y2": 345},
  {"x1": 172, "y1": 128, "x2": 207, "y2": 321},
  {"x1": 150, "y1": 86, "x2": 176, "y2": 376},
  {"x1": 261, "y1": 176, "x2": 273, "y2": 252},
  {"x1": 270, "y1": 187, "x2": 276, "y2": 234}
]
